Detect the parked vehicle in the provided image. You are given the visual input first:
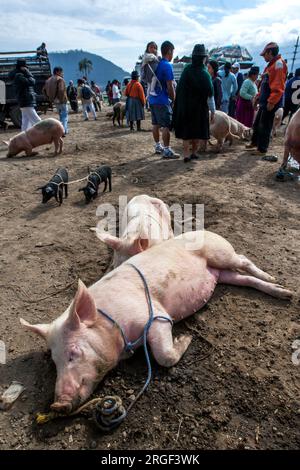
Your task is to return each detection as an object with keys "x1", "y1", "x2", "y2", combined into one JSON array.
[{"x1": 0, "y1": 50, "x2": 51, "y2": 128}]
